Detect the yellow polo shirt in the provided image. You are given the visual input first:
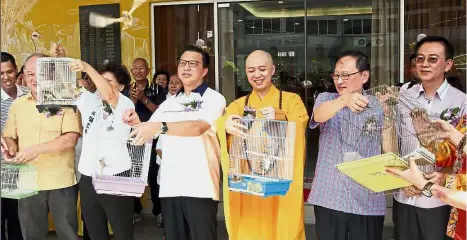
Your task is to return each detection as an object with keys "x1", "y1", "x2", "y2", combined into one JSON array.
[{"x1": 3, "y1": 93, "x2": 82, "y2": 190}]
